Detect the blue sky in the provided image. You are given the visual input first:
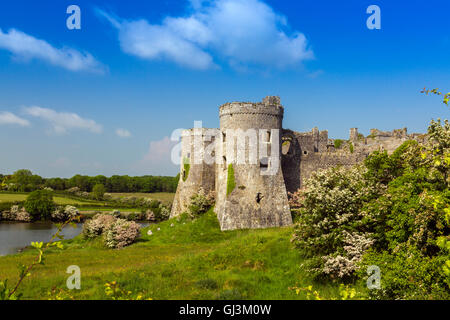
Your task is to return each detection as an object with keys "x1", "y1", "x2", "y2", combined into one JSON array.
[{"x1": 0, "y1": 0, "x2": 449, "y2": 178}]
